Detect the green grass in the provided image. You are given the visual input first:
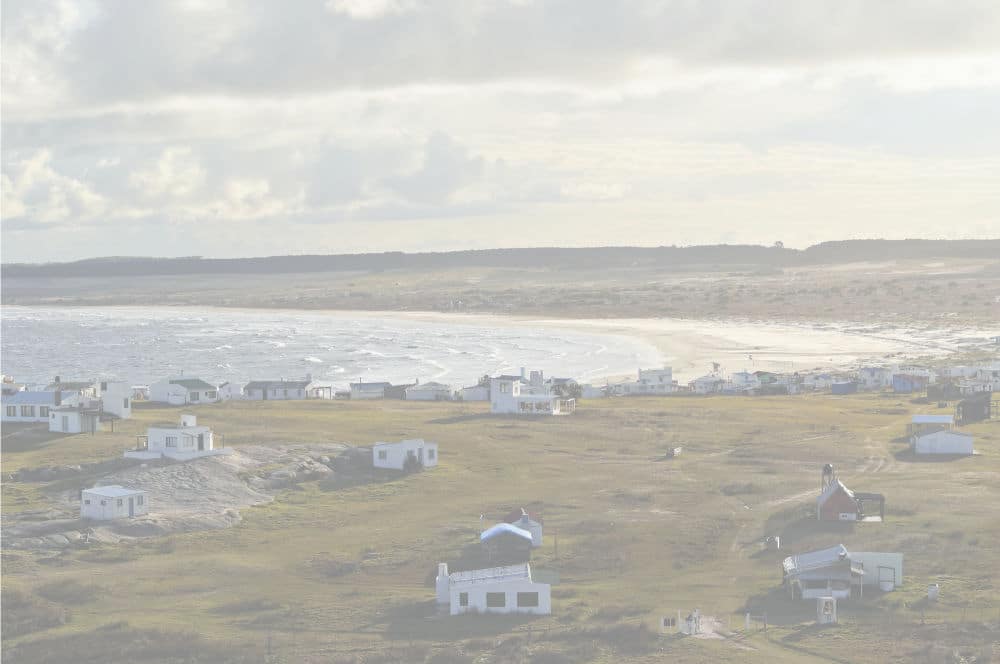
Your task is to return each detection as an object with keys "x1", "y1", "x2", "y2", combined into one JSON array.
[{"x1": 2, "y1": 395, "x2": 999, "y2": 662}]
